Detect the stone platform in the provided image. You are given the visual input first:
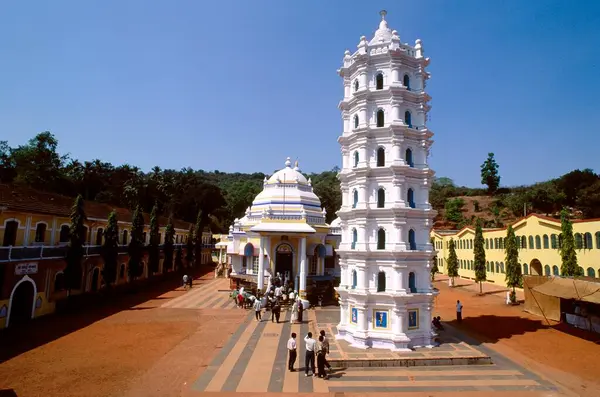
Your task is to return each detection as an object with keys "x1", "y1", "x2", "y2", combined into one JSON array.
[{"x1": 308, "y1": 308, "x2": 492, "y2": 368}]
